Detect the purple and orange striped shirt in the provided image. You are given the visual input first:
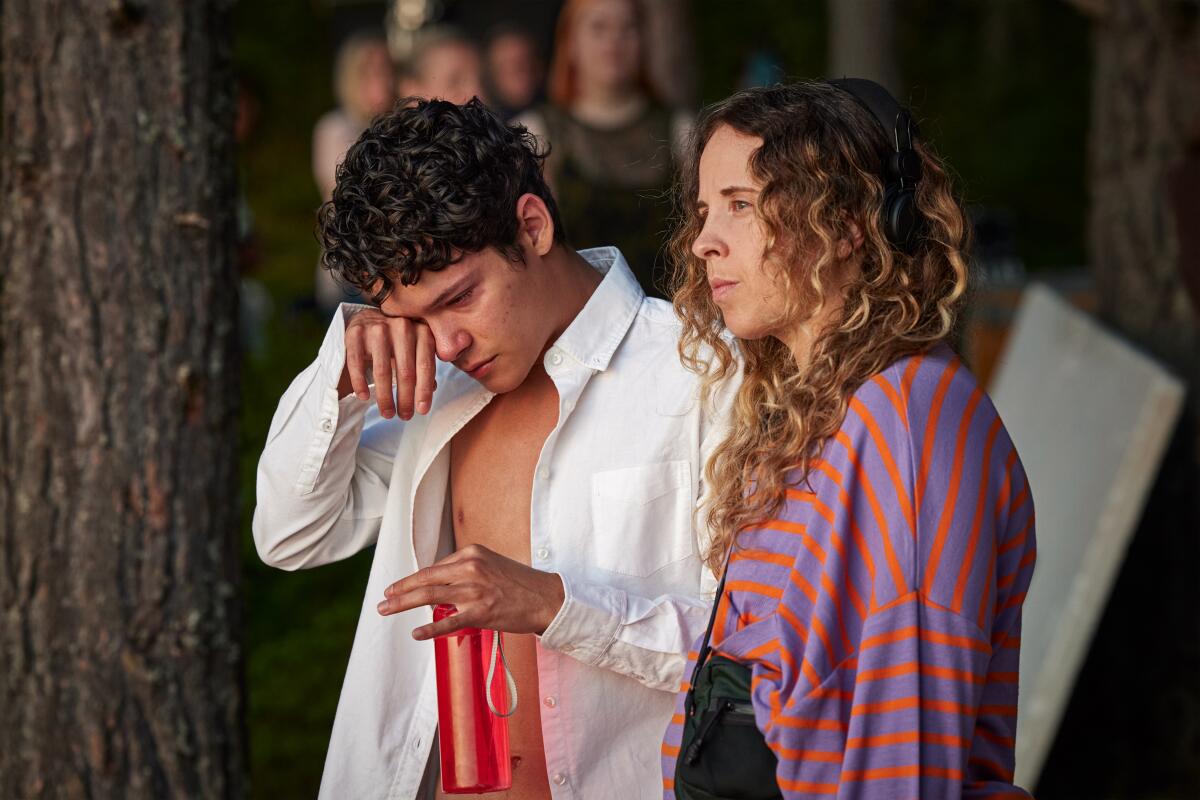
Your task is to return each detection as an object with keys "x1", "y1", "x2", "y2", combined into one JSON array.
[{"x1": 662, "y1": 344, "x2": 1037, "y2": 799}]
